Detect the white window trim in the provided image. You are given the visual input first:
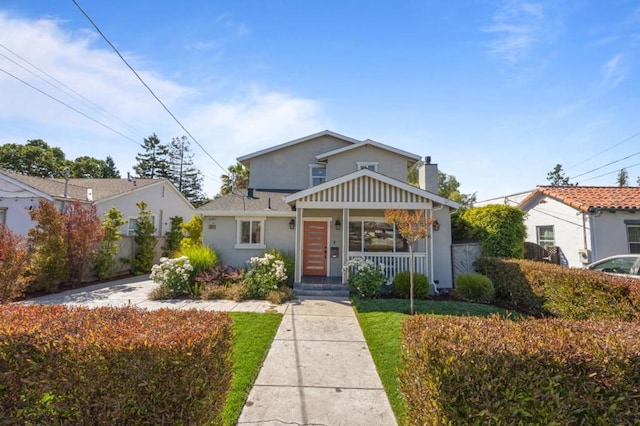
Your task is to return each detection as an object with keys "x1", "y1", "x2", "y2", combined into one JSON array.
[
  {"x1": 356, "y1": 161, "x2": 378, "y2": 171},
  {"x1": 627, "y1": 224, "x2": 640, "y2": 254},
  {"x1": 308, "y1": 164, "x2": 327, "y2": 187},
  {"x1": 348, "y1": 217, "x2": 407, "y2": 253},
  {"x1": 127, "y1": 215, "x2": 157, "y2": 236},
  {"x1": 235, "y1": 216, "x2": 266, "y2": 249},
  {"x1": 536, "y1": 225, "x2": 555, "y2": 249}
]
